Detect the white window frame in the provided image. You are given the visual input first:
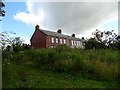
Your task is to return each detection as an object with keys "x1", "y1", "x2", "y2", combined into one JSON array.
[
  {"x1": 60, "y1": 38, "x2": 62, "y2": 44},
  {"x1": 64, "y1": 39, "x2": 66, "y2": 44},
  {"x1": 77, "y1": 41, "x2": 79, "y2": 46},
  {"x1": 74, "y1": 41, "x2": 76, "y2": 45},
  {"x1": 78, "y1": 41, "x2": 80, "y2": 46},
  {"x1": 56, "y1": 37, "x2": 58, "y2": 44},
  {"x1": 71, "y1": 40, "x2": 73, "y2": 46},
  {"x1": 52, "y1": 37, "x2": 54, "y2": 43}
]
